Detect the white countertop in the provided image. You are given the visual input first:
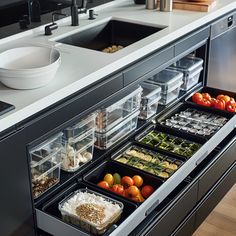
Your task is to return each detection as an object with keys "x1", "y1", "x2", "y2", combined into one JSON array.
[{"x1": 0, "y1": 0, "x2": 235, "y2": 133}]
